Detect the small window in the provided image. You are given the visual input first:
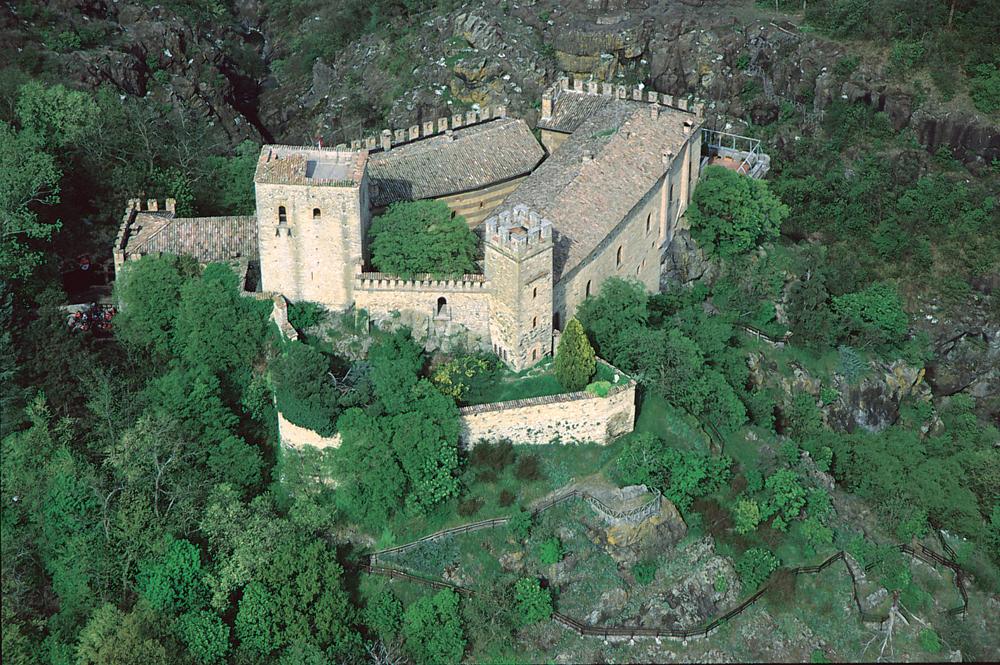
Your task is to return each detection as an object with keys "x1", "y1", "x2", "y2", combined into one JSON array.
[
  {"x1": 533, "y1": 287, "x2": 537, "y2": 299},
  {"x1": 532, "y1": 316, "x2": 537, "y2": 329},
  {"x1": 616, "y1": 246, "x2": 623, "y2": 268},
  {"x1": 585, "y1": 280, "x2": 592, "y2": 298},
  {"x1": 278, "y1": 205, "x2": 287, "y2": 224},
  {"x1": 635, "y1": 265, "x2": 640, "y2": 276},
  {"x1": 531, "y1": 349, "x2": 537, "y2": 361},
  {"x1": 437, "y1": 296, "x2": 447, "y2": 315},
  {"x1": 645, "y1": 213, "x2": 651, "y2": 234},
  {"x1": 668, "y1": 184, "x2": 674, "y2": 202},
  {"x1": 553, "y1": 312, "x2": 561, "y2": 331},
  {"x1": 313, "y1": 208, "x2": 321, "y2": 219}
]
